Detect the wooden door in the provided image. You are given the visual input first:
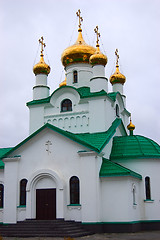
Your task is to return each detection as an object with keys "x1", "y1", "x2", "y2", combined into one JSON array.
[{"x1": 36, "y1": 188, "x2": 56, "y2": 220}]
